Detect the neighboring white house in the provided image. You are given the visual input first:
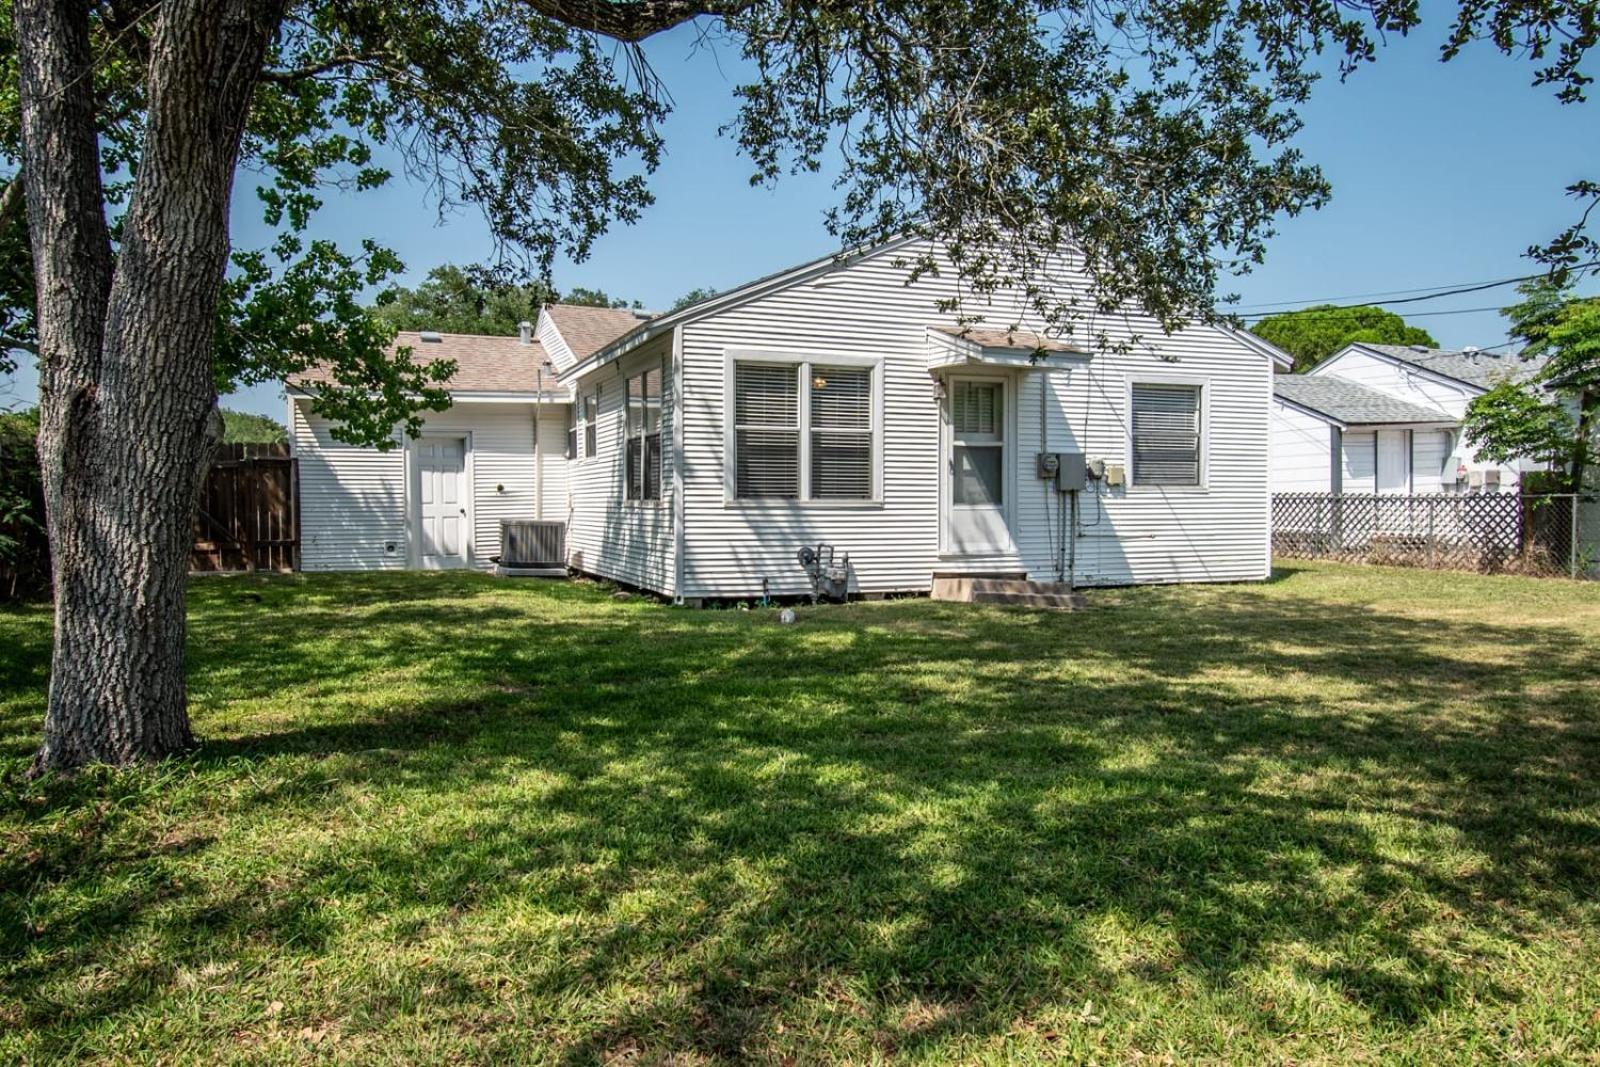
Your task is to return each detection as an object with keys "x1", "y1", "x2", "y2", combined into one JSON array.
[
  {"x1": 290, "y1": 237, "x2": 1292, "y2": 598},
  {"x1": 1270, "y1": 343, "x2": 1545, "y2": 495}
]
